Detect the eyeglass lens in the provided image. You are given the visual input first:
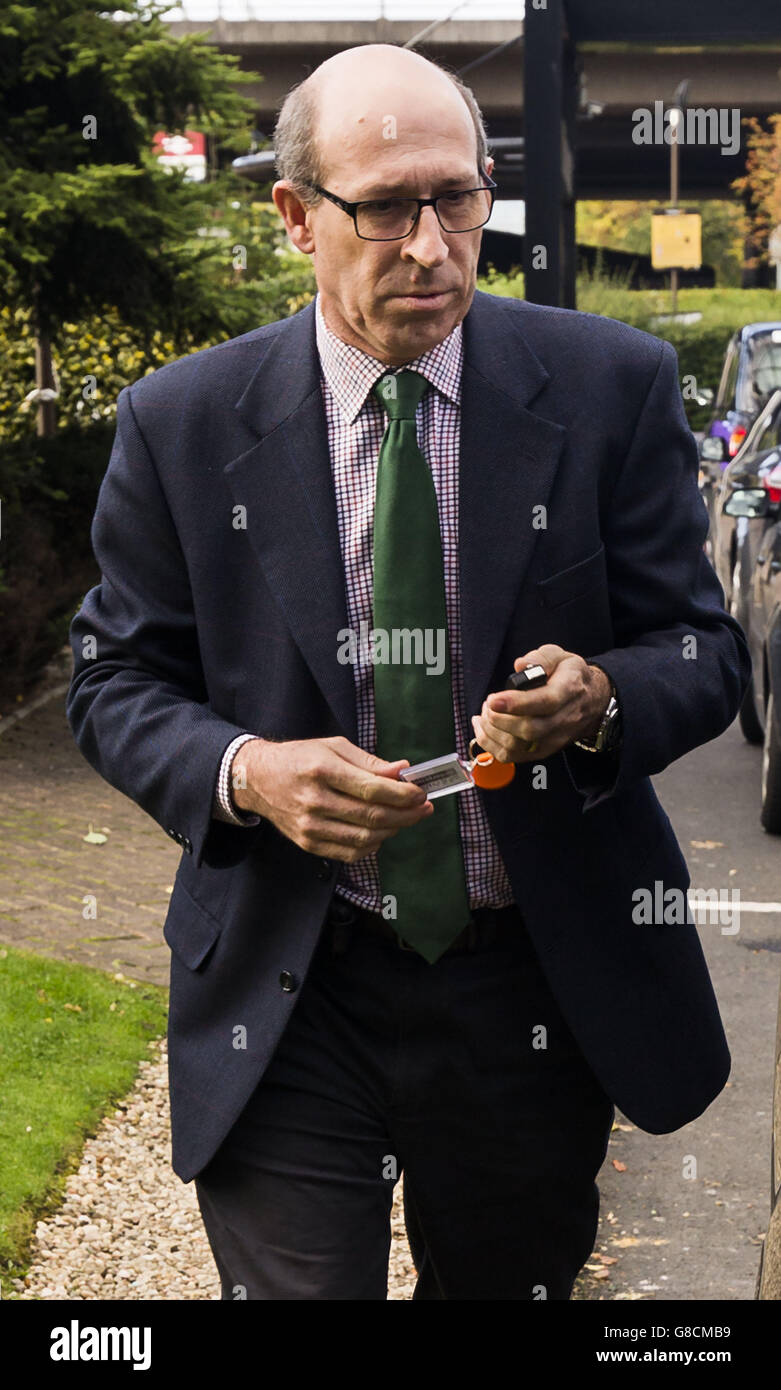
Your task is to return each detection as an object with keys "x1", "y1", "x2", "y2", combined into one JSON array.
[{"x1": 356, "y1": 188, "x2": 492, "y2": 239}]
